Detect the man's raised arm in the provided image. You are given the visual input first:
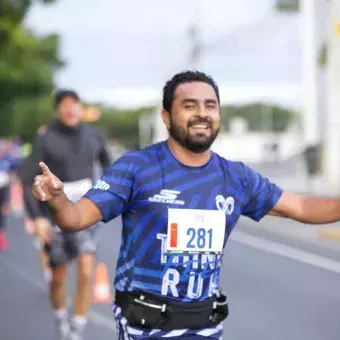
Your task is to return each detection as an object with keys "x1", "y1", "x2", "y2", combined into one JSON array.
[{"x1": 32, "y1": 162, "x2": 103, "y2": 232}]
